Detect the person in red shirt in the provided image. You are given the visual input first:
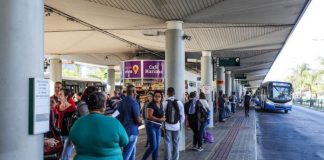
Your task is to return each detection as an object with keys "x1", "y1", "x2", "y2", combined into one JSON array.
[{"x1": 57, "y1": 88, "x2": 76, "y2": 160}]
